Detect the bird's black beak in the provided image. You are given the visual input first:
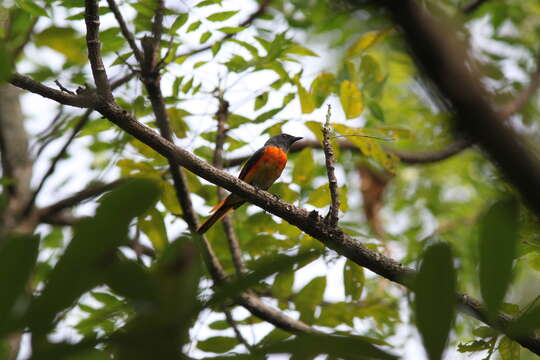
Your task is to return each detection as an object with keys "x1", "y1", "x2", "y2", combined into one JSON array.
[{"x1": 293, "y1": 136, "x2": 303, "y2": 143}]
